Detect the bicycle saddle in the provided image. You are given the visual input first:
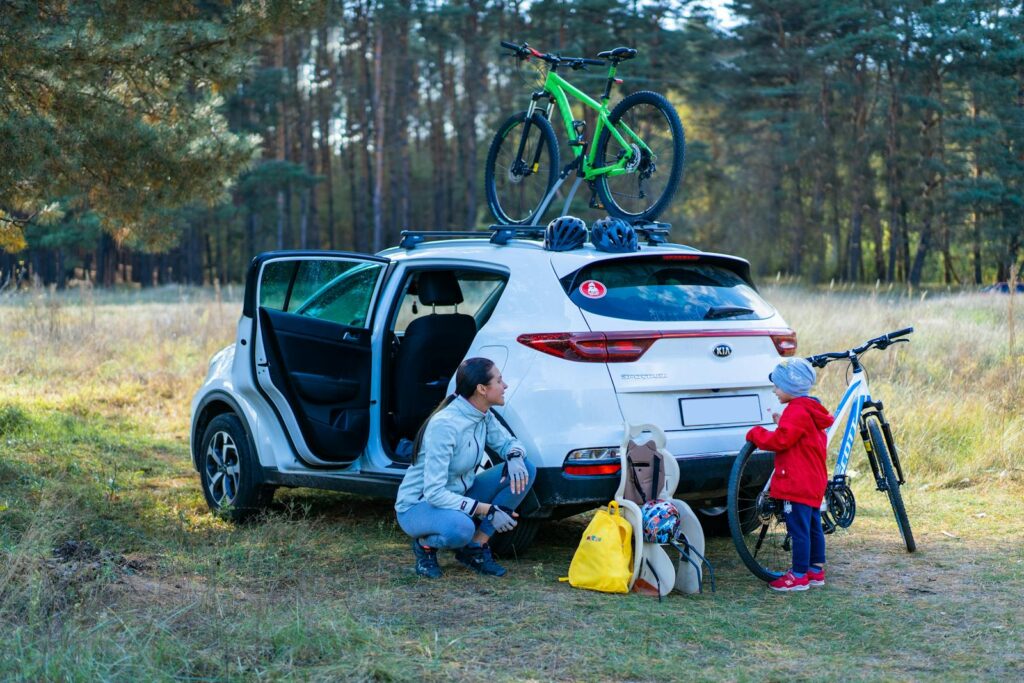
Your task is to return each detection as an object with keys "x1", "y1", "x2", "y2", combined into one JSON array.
[{"x1": 598, "y1": 46, "x2": 637, "y2": 61}]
